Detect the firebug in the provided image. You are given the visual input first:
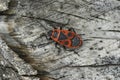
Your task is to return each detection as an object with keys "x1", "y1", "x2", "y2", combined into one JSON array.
[{"x1": 47, "y1": 27, "x2": 82, "y2": 49}]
